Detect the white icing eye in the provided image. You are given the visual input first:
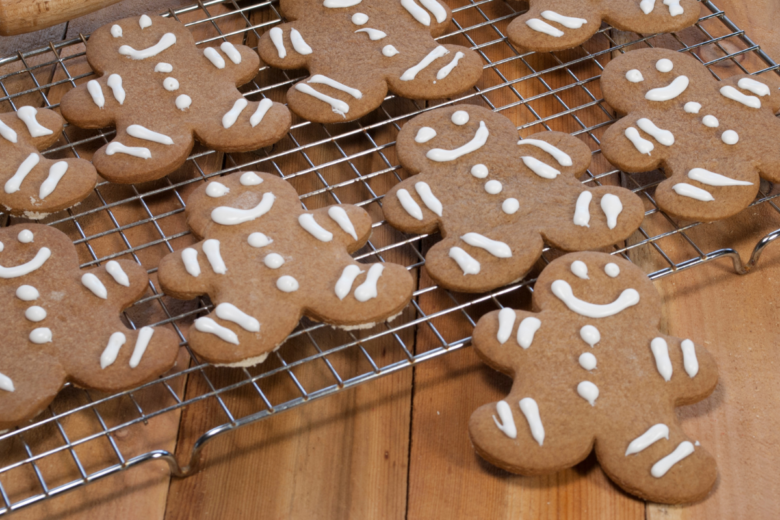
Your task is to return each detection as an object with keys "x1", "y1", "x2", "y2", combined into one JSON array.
[
  {"x1": 580, "y1": 325, "x2": 600, "y2": 347},
  {"x1": 352, "y1": 12, "x2": 368, "y2": 25},
  {"x1": 451, "y1": 110, "x2": 469, "y2": 125},
  {"x1": 247, "y1": 232, "x2": 272, "y2": 248},
  {"x1": 163, "y1": 77, "x2": 179, "y2": 91},
  {"x1": 502, "y1": 198, "x2": 519, "y2": 214},
  {"x1": 722, "y1": 130, "x2": 739, "y2": 145},
  {"x1": 471, "y1": 164, "x2": 488, "y2": 178},
  {"x1": 655, "y1": 58, "x2": 673, "y2": 73},
  {"x1": 139, "y1": 14, "x2": 152, "y2": 29},
  {"x1": 684, "y1": 102, "x2": 701, "y2": 114},
  {"x1": 625, "y1": 69, "x2": 644, "y2": 83},
  {"x1": 16, "y1": 285, "x2": 39, "y2": 301},
  {"x1": 17, "y1": 229, "x2": 33, "y2": 243},
  {"x1": 702, "y1": 115, "x2": 718, "y2": 128},
  {"x1": 570, "y1": 260, "x2": 588, "y2": 279},
  {"x1": 484, "y1": 180, "x2": 502, "y2": 194},
  {"x1": 579, "y1": 352, "x2": 597, "y2": 371},
  {"x1": 206, "y1": 181, "x2": 230, "y2": 198},
  {"x1": 240, "y1": 172, "x2": 264, "y2": 186},
  {"x1": 415, "y1": 127, "x2": 436, "y2": 143},
  {"x1": 175, "y1": 94, "x2": 192, "y2": 111},
  {"x1": 264, "y1": 253, "x2": 285, "y2": 269},
  {"x1": 604, "y1": 263, "x2": 620, "y2": 278},
  {"x1": 111, "y1": 24, "x2": 123, "y2": 38}
]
